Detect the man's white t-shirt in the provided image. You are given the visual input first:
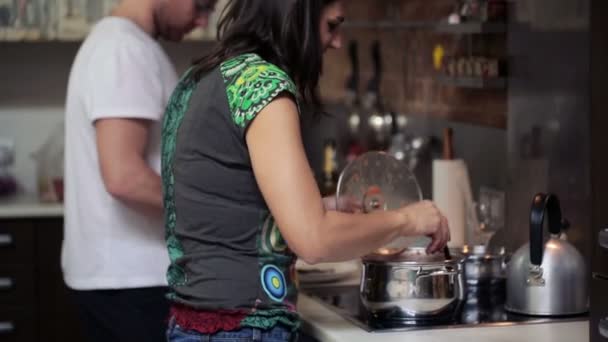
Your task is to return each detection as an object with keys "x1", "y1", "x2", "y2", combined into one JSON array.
[{"x1": 62, "y1": 17, "x2": 178, "y2": 290}]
